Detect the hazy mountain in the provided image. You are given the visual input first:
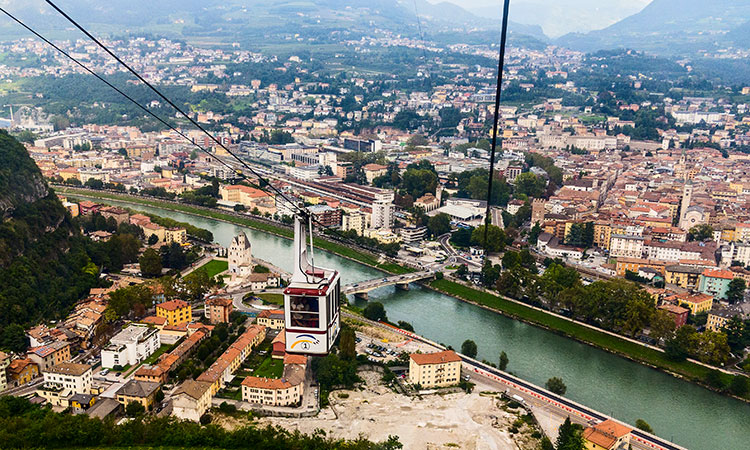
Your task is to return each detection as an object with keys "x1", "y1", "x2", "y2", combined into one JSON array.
[
  {"x1": 0, "y1": 0, "x2": 546, "y2": 45},
  {"x1": 557, "y1": 0, "x2": 750, "y2": 54},
  {"x1": 469, "y1": 0, "x2": 650, "y2": 38}
]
